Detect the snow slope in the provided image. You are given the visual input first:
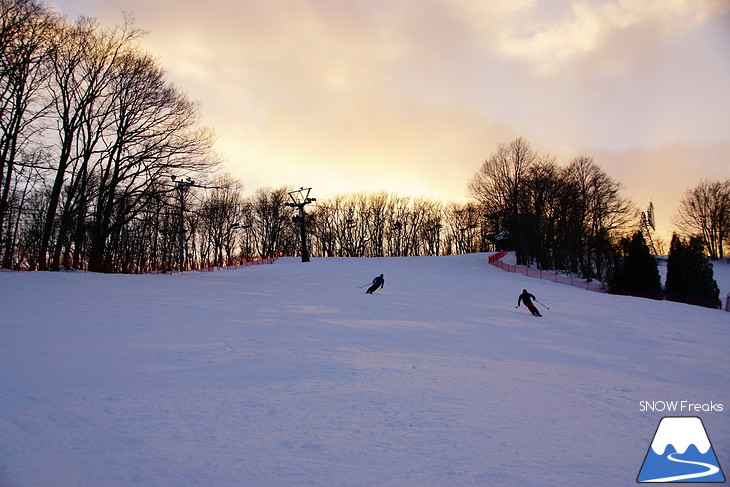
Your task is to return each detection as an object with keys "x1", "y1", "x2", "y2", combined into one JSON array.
[
  {"x1": 1, "y1": 253, "x2": 728, "y2": 486},
  {"x1": 711, "y1": 259, "x2": 730, "y2": 302}
]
